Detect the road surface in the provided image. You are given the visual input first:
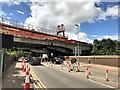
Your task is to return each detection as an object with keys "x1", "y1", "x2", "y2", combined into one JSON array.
[{"x1": 30, "y1": 63, "x2": 118, "y2": 89}]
